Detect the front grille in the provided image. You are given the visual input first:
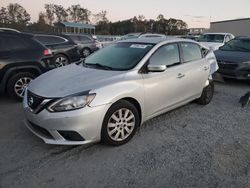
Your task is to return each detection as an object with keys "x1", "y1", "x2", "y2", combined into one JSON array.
[
  {"x1": 27, "y1": 91, "x2": 45, "y2": 111},
  {"x1": 218, "y1": 61, "x2": 238, "y2": 70},
  {"x1": 29, "y1": 121, "x2": 53, "y2": 139}
]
